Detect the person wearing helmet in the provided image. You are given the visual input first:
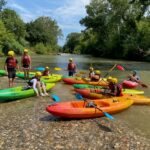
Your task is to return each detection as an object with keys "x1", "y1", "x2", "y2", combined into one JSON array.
[
  {"x1": 4, "y1": 50, "x2": 19, "y2": 87},
  {"x1": 128, "y1": 70, "x2": 140, "y2": 83},
  {"x1": 103, "y1": 77, "x2": 123, "y2": 96},
  {"x1": 42, "y1": 66, "x2": 50, "y2": 76},
  {"x1": 26, "y1": 71, "x2": 48, "y2": 96},
  {"x1": 21, "y1": 49, "x2": 31, "y2": 80},
  {"x1": 67, "y1": 58, "x2": 77, "y2": 76},
  {"x1": 90, "y1": 70, "x2": 101, "y2": 82}
]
